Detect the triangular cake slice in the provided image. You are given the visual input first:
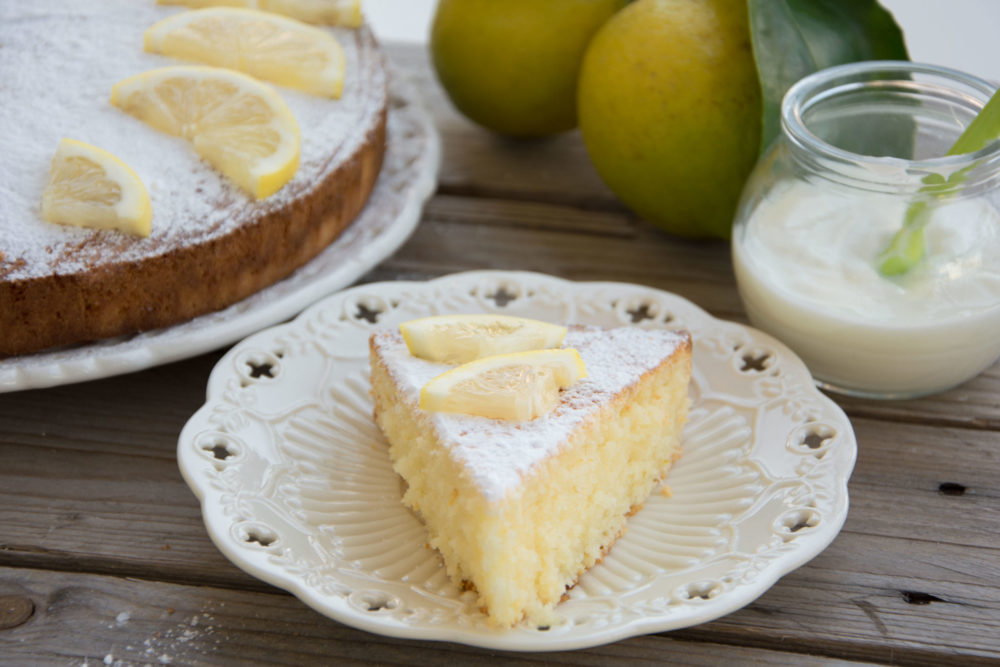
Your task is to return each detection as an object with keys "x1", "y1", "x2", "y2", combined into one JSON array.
[{"x1": 369, "y1": 325, "x2": 693, "y2": 626}]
